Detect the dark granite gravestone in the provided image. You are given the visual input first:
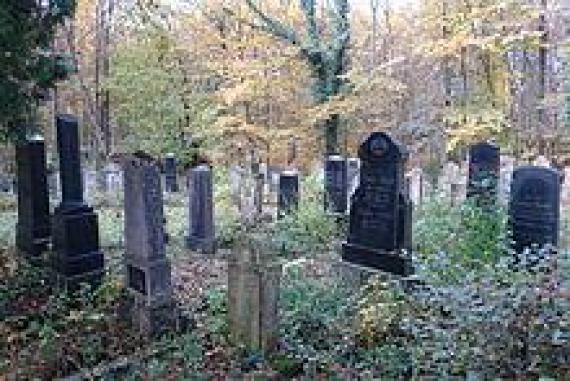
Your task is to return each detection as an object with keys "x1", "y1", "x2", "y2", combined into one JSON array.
[
  {"x1": 467, "y1": 142, "x2": 500, "y2": 203},
  {"x1": 278, "y1": 170, "x2": 299, "y2": 218},
  {"x1": 15, "y1": 135, "x2": 51, "y2": 259},
  {"x1": 509, "y1": 166, "x2": 561, "y2": 254},
  {"x1": 52, "y1": 115, "x2": 104, "y2": 289},
  {"x1": 123, "y1": 153, "x2": 175, "y2": 336},
  {"x1": 325, "y1": 155, "x2": 348, "y2": 214},
  {"x1": 164, "y1": 153, "x2": 178, "y2": 193},
  {"x1": 342, "y1": 132, "x2": 413, "y2": 275},
  {"x1": 186, "y1": 165, "x2": 216, "y2": 254}
]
